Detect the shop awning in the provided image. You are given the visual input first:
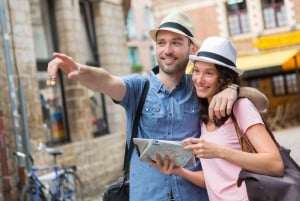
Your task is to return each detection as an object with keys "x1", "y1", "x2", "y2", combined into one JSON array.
[
  {"x1": 253, "y1": 30, "x2": 300, "y2": 49},
  {"x1": 236, "y1": 49, "x2": 300, "y2": 78},
  {"x1": 282, "y1": 50, "x2": 300, "y2": 71}
]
